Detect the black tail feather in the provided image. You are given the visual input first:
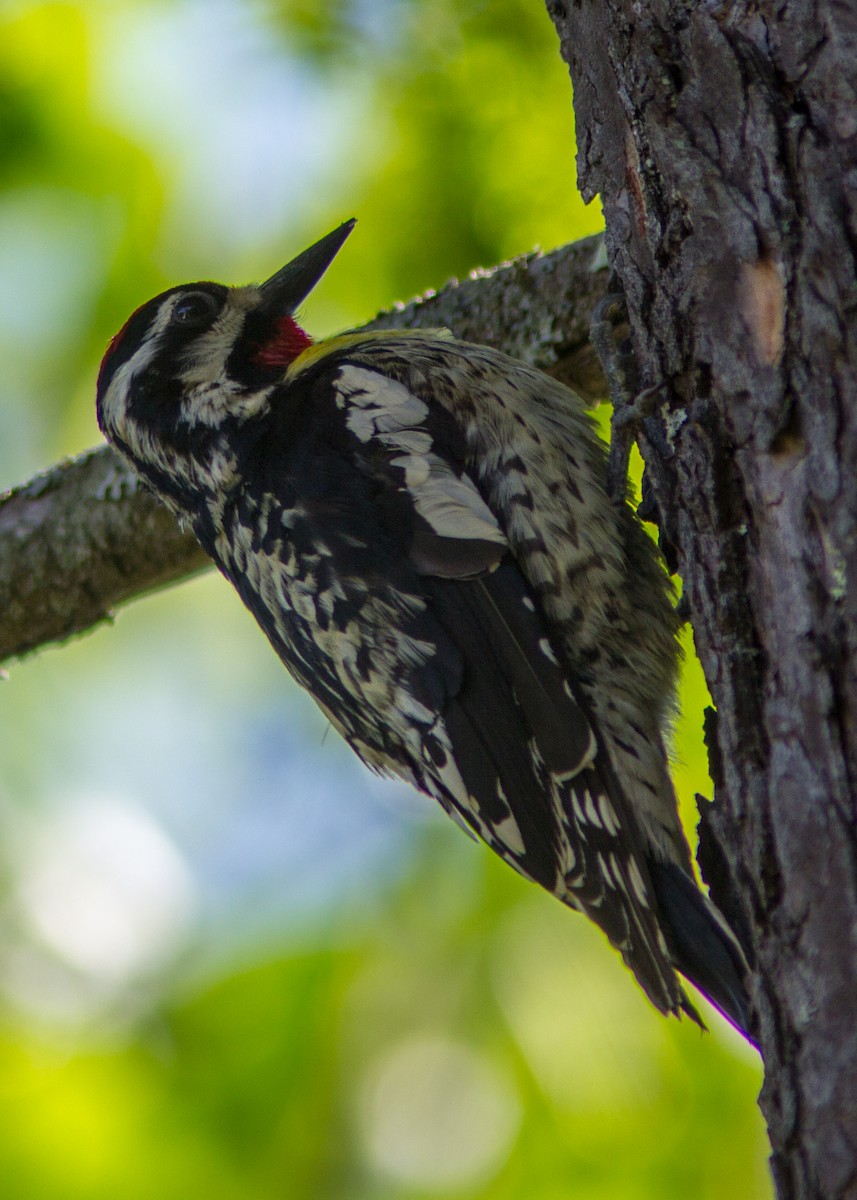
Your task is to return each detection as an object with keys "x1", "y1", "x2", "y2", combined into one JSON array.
[{"x1": 649, "y1": 859, "x2": 758, "y2": 1049}]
